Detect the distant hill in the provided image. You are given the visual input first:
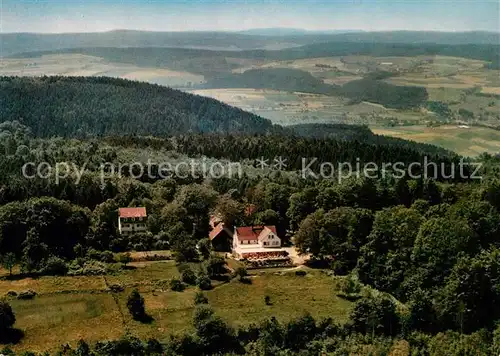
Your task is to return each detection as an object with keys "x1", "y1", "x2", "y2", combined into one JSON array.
[
  {"x1": 1, "y1": 30, "x2": 498, "y2": 57},
  {"x1": 267, "y1": 41, "x2": 500, "y2": 64},
  {"x1": 238, "y1": 28, "x2": 312, "y2": 36},
  {"x1": 10, "y1": 41, "x2": 499, "y2": 78},
  {"x1": 309, "y1": 30, "x2": 500, "y2": 45},
  {"x1": 0, "y1": 30, "x2": 323, "y2": 56},
  {"x1": 0, "y1": 76, "x2": 279, "y2": 137},
  {"x1": 237, "y1": 28, "x2": 361, "y2": 36}
]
